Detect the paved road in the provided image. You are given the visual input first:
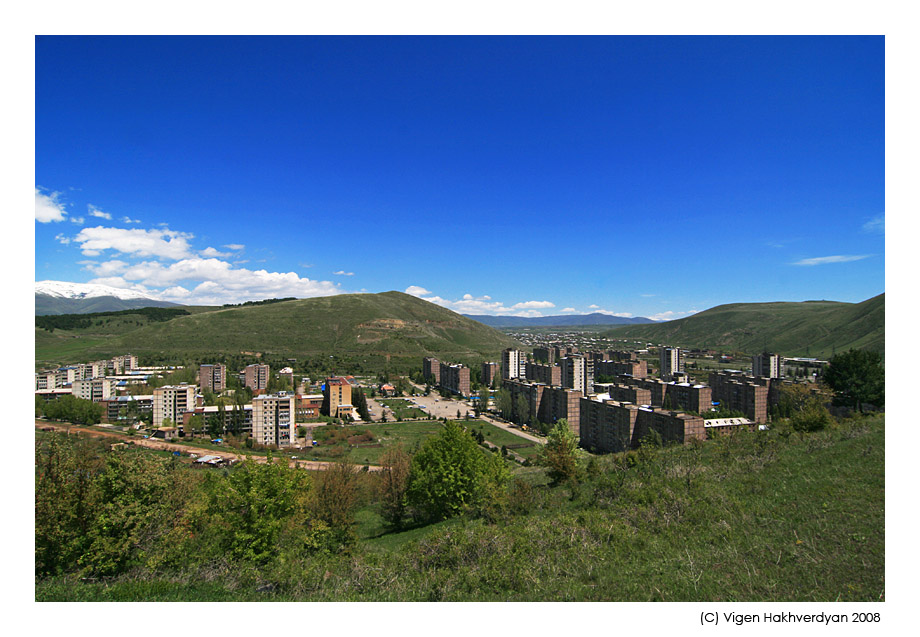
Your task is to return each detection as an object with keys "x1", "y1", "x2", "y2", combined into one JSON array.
[{"x1": 35, "y1": 421, "x2": 383, "y2": 472}]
